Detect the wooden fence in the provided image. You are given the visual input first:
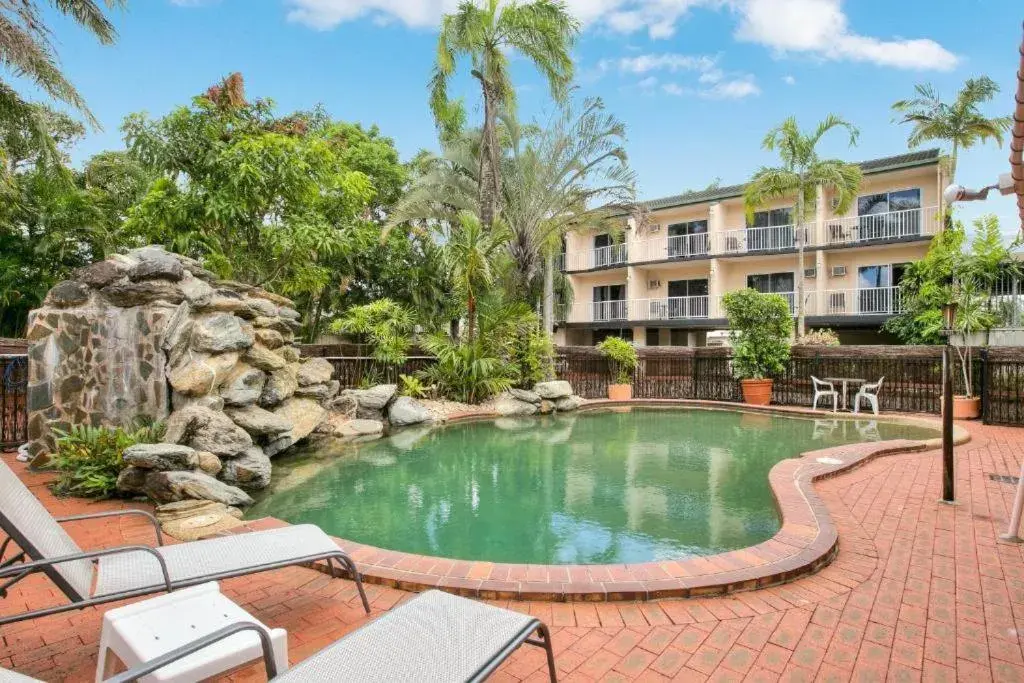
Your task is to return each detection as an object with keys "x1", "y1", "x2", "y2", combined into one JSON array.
[{"x1": 0, "y1": 355, "x2": 27, "y2": 450}]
